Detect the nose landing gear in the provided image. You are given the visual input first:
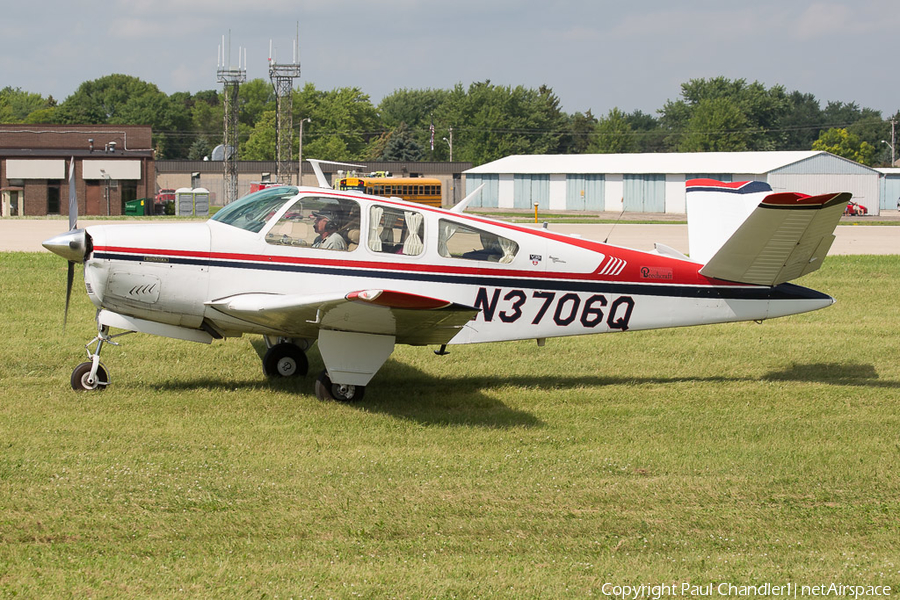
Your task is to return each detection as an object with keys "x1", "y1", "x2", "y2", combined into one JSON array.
[{"x1": 70, "y1": 323, "x2": 132, "y2": 391}]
